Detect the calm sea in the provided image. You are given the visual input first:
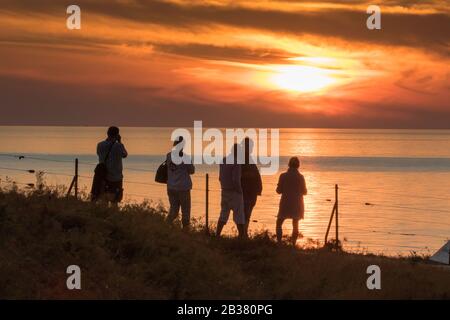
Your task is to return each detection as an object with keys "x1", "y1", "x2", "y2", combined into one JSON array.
[{"x1": 1, "y1": 126, "x2": 449, "y2": 255}]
